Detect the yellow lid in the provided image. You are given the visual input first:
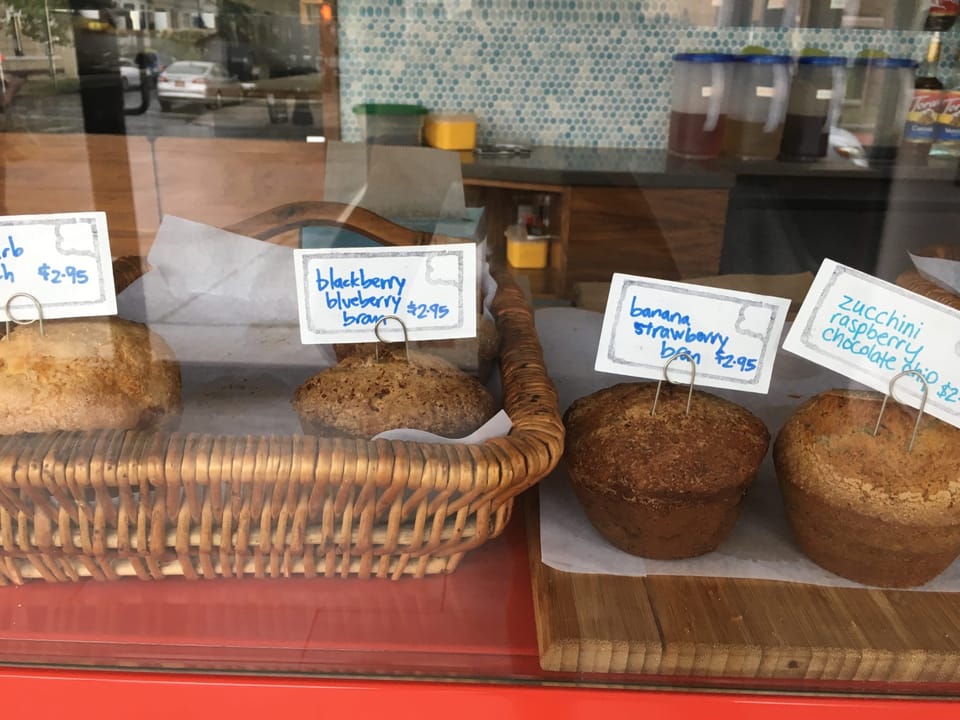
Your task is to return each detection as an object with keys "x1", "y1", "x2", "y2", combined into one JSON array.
[
  {"x1": 426, "y1": 112, "x2": 477, "y2": 123},
  {"x1": 505, "y1": 224, "x2": 549, "y2": 269},
  {"x1": 424, "y1": 113, "x2": 477, "y2": 151}
]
